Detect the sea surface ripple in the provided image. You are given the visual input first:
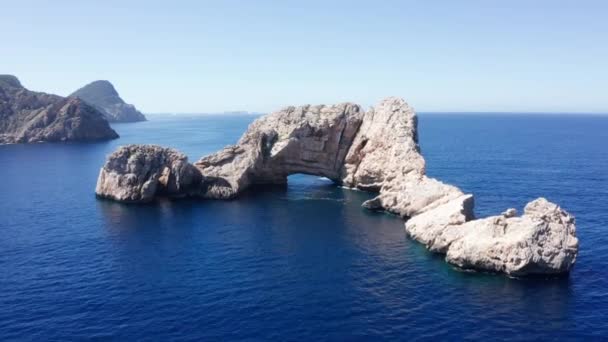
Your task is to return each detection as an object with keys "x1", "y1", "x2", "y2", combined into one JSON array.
[{"x1": 1, "y1": 113, "x2": 607, "y2": 340}]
